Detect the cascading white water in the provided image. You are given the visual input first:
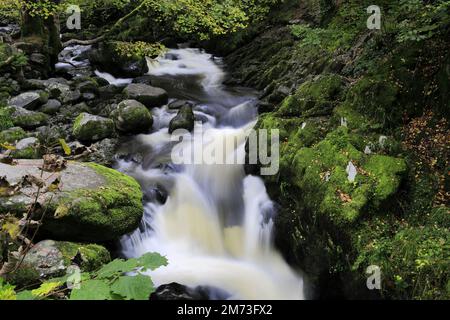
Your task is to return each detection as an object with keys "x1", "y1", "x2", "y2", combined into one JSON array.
[{"x1": 119, "y1": 48, "x2": 304, "y2": 300}]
